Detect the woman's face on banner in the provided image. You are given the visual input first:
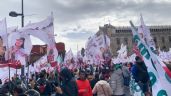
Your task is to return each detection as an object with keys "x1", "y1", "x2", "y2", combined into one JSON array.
[
  {"x1": 15, "y1": 39, "x2": 24, "y2": 48},
  {"x1": 100, "y1": 47, "x2": 105, "y2": 53}
]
